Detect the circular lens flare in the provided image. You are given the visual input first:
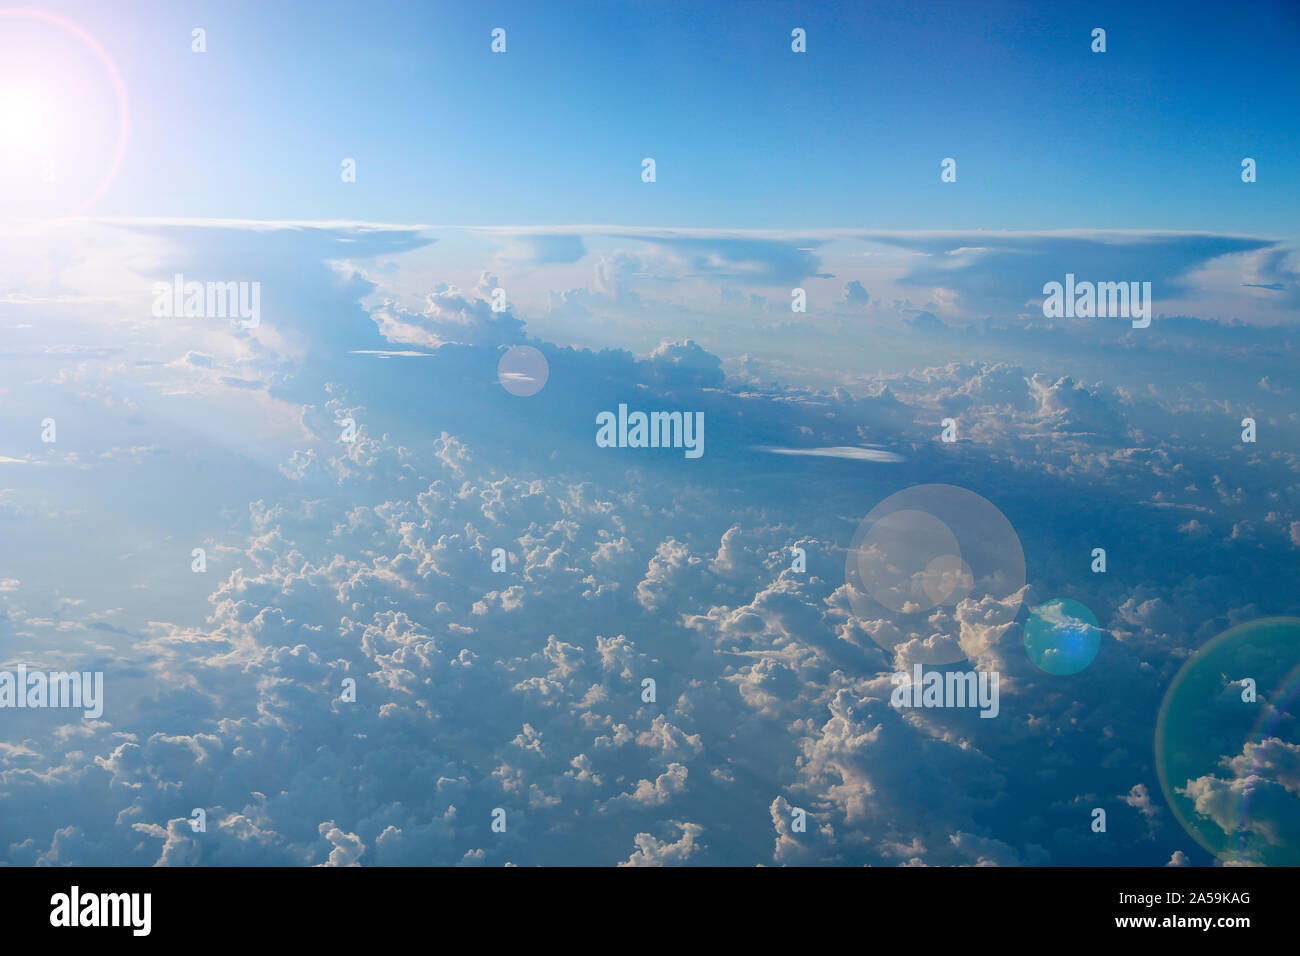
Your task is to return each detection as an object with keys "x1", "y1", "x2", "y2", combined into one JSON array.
[
  {"x1": 844, "y1": 484, "x2": 1026, "y2": 666},
  {"x1": 0, "y1": 8, "x2": 129, "y2": 233},
  {"x1": 1156, "y1": 617, "x2": 1300, "y2": 866}
]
